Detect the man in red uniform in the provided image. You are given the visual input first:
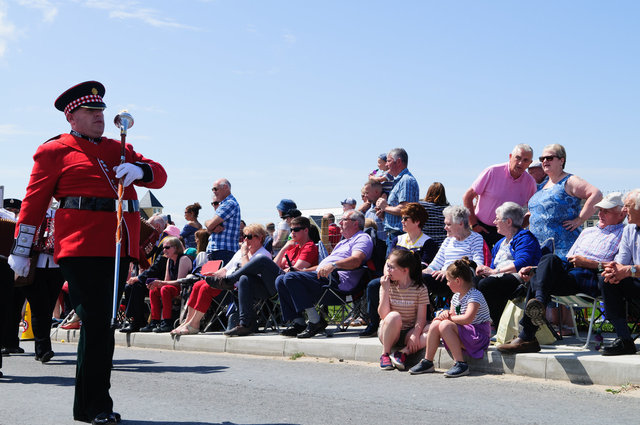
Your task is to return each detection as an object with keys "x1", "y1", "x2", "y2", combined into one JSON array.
[{"x1": 8, "y1": 81, "x2": 167, "y2": 425}]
